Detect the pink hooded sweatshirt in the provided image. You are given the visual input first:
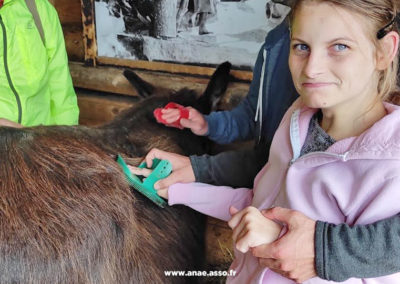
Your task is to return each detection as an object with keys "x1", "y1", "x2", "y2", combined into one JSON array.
[{"x1": 169, "y1": 99, "x2": 400, "y2": 283}]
